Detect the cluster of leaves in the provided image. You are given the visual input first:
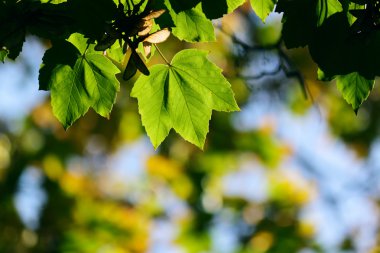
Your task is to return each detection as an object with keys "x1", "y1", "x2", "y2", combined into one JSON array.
[
  {"x1": 248, "y1": 0, "x2": 380, "y2": 113},
  {"x1": 1, "y1": 5, "x2": 378, "y2": 252},
  {"x1": 1, "y1": 0, "x2": 379, "y2": 149},
  {"x1": 1, "y1": 0, "x2": 246, "y2": 149},
  {"x1": 273, "y1": 0, "x2": 379, "y2": 113}
]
